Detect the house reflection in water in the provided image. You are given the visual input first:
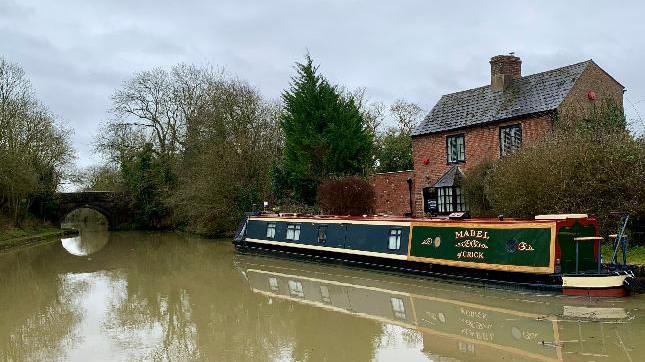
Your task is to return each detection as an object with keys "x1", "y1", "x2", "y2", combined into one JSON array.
[{"x1": 238, "y1": 256, "x2": 634, "y2": 362}]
